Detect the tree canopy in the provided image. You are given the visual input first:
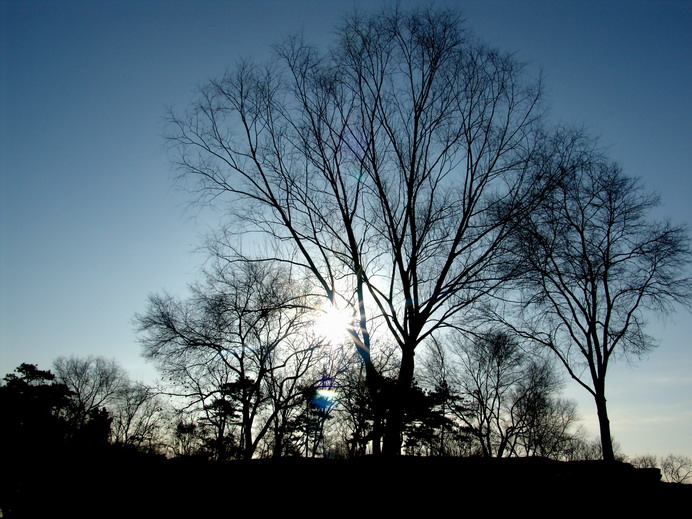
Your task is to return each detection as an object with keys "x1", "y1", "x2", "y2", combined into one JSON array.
[{"x1": 168, "y1": 5, "x2": 552, "y2": 454}]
